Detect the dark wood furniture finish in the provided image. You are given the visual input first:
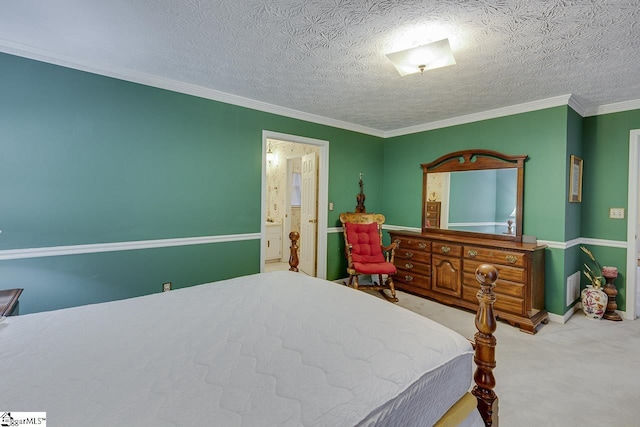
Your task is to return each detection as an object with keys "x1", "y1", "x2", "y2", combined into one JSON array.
[
  {"x1": 287, "y1": 235, "x2": 500, "y2": 427},
  {"x1": 425, "y1": 201, "x2": 441, "y2": 228},
  {"x1": 422, "y1": 149, "x2": 527, "y2": 242},
  {"x1": 0, "y1": 288, "x2": 23, "y2": 316},
  {"x1": 390, "y1": 230, "x2": 547, "y2": 334}
]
